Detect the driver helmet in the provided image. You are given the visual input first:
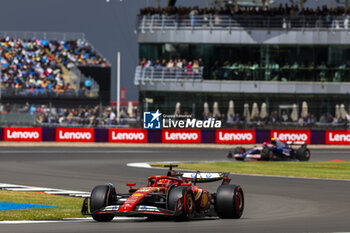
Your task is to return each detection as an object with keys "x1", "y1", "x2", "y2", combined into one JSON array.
[
  {"x1": 156, "y1": 179, "x2": 170, "y2": 187},
  {"x1": 271, "y1": 138, "x2": 277, "y2": 145}
]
